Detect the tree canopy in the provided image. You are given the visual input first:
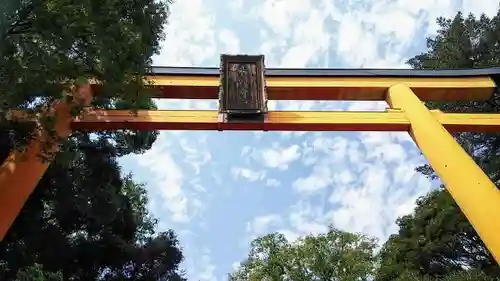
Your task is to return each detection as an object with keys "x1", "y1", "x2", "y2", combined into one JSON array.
[
  {"x1": 375, "y1": 188, "x2": 499, "y2": 281},
  {"x1": 229, "y1": 228, "x2": 378, "y2": 281},
  {"x1": 0, "y1": 0, "x2": 169, "y2": 154},
  {"x1": 0, "y1": 0, "x2": 187, "y2": 280},
  {"x1": 0, "y1": 128, "x2": 186, "y2": 281},
  {"x1": 230, "y1": 227, "x2": 498, "y2": 281},
  {"x1": 408, "y1": 10, "x2": 500, "y2": 184},
  {"x1": 376, "y1": 8, "x2": 500, "y2": 281}
]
